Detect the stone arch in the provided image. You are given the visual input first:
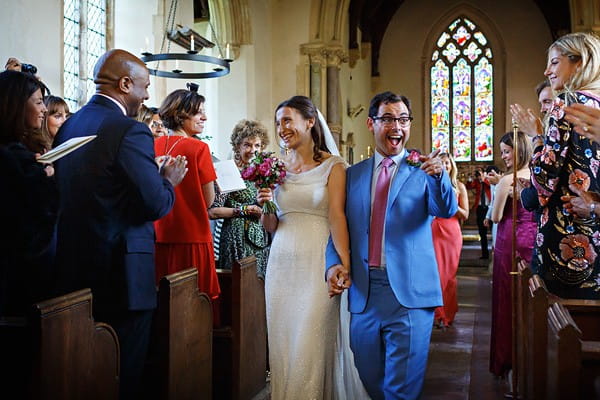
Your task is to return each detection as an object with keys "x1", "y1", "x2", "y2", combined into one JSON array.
[
  {"x1": 309, "y1": 0, "x2": 349, "y2": 44},
  {"x1": 208, "y1": 0, "x2": 252, "y2": 58}
]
